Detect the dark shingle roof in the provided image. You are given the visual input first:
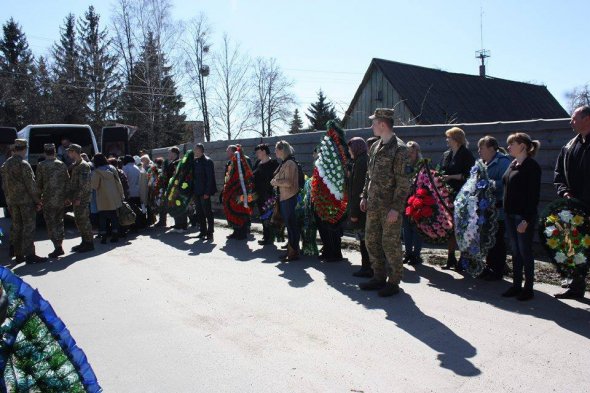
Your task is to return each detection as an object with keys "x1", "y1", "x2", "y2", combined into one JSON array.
[{"x1": 347, "y1": 58, "x2": 568, "y2": 124}]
